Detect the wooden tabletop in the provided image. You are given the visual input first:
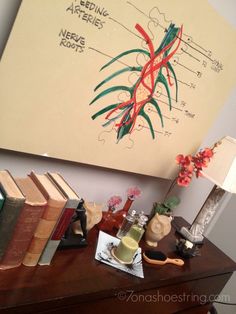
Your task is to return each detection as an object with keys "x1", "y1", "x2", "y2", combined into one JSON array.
[{"x1": 0, "y1": 216, "x2": 235, "y2": 313}]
